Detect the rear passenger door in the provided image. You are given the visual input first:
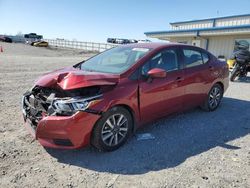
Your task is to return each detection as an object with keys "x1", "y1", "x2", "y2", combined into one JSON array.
[{"x1": 180, "y1": 47, "x2": 211, "y2": 109}]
